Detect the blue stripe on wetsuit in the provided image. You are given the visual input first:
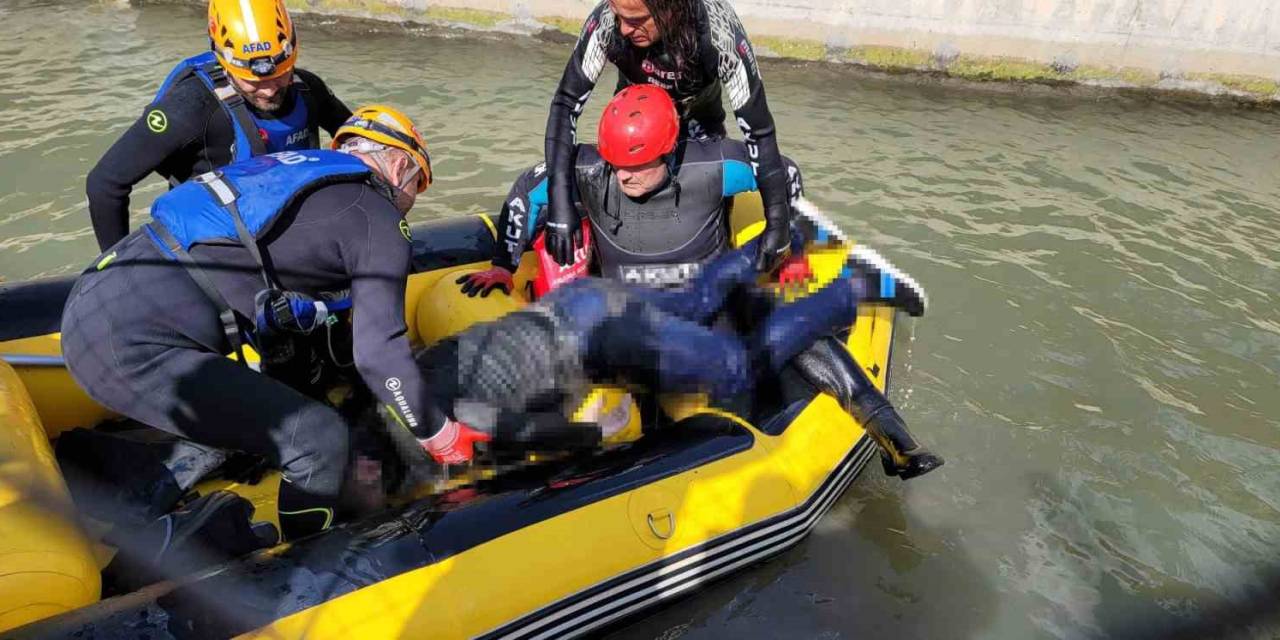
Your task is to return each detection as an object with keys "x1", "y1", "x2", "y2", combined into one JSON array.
[
  {"x1": 722, "y1": 159, "x2": 758, "y2": 197},
  {"x1": 528, "y1": 177, "x2": 549, "y2": 232}
]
